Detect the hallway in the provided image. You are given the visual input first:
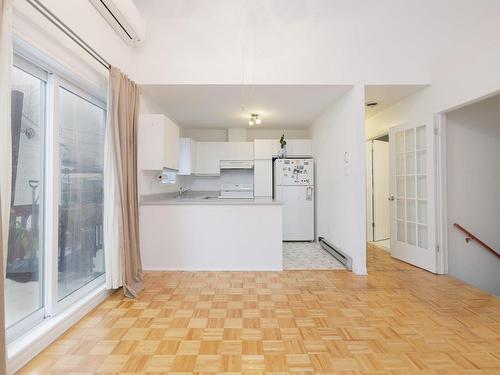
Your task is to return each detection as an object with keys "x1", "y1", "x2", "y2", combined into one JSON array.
[{"x1": 18, "y1": 245, "x2": 500, "y2": 374}]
